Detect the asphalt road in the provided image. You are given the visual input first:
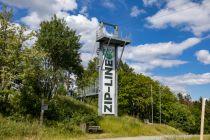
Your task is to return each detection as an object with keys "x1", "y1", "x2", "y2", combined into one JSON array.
[{"x1": 94, "y1": 135, "x2": 198, "y2": 140}]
